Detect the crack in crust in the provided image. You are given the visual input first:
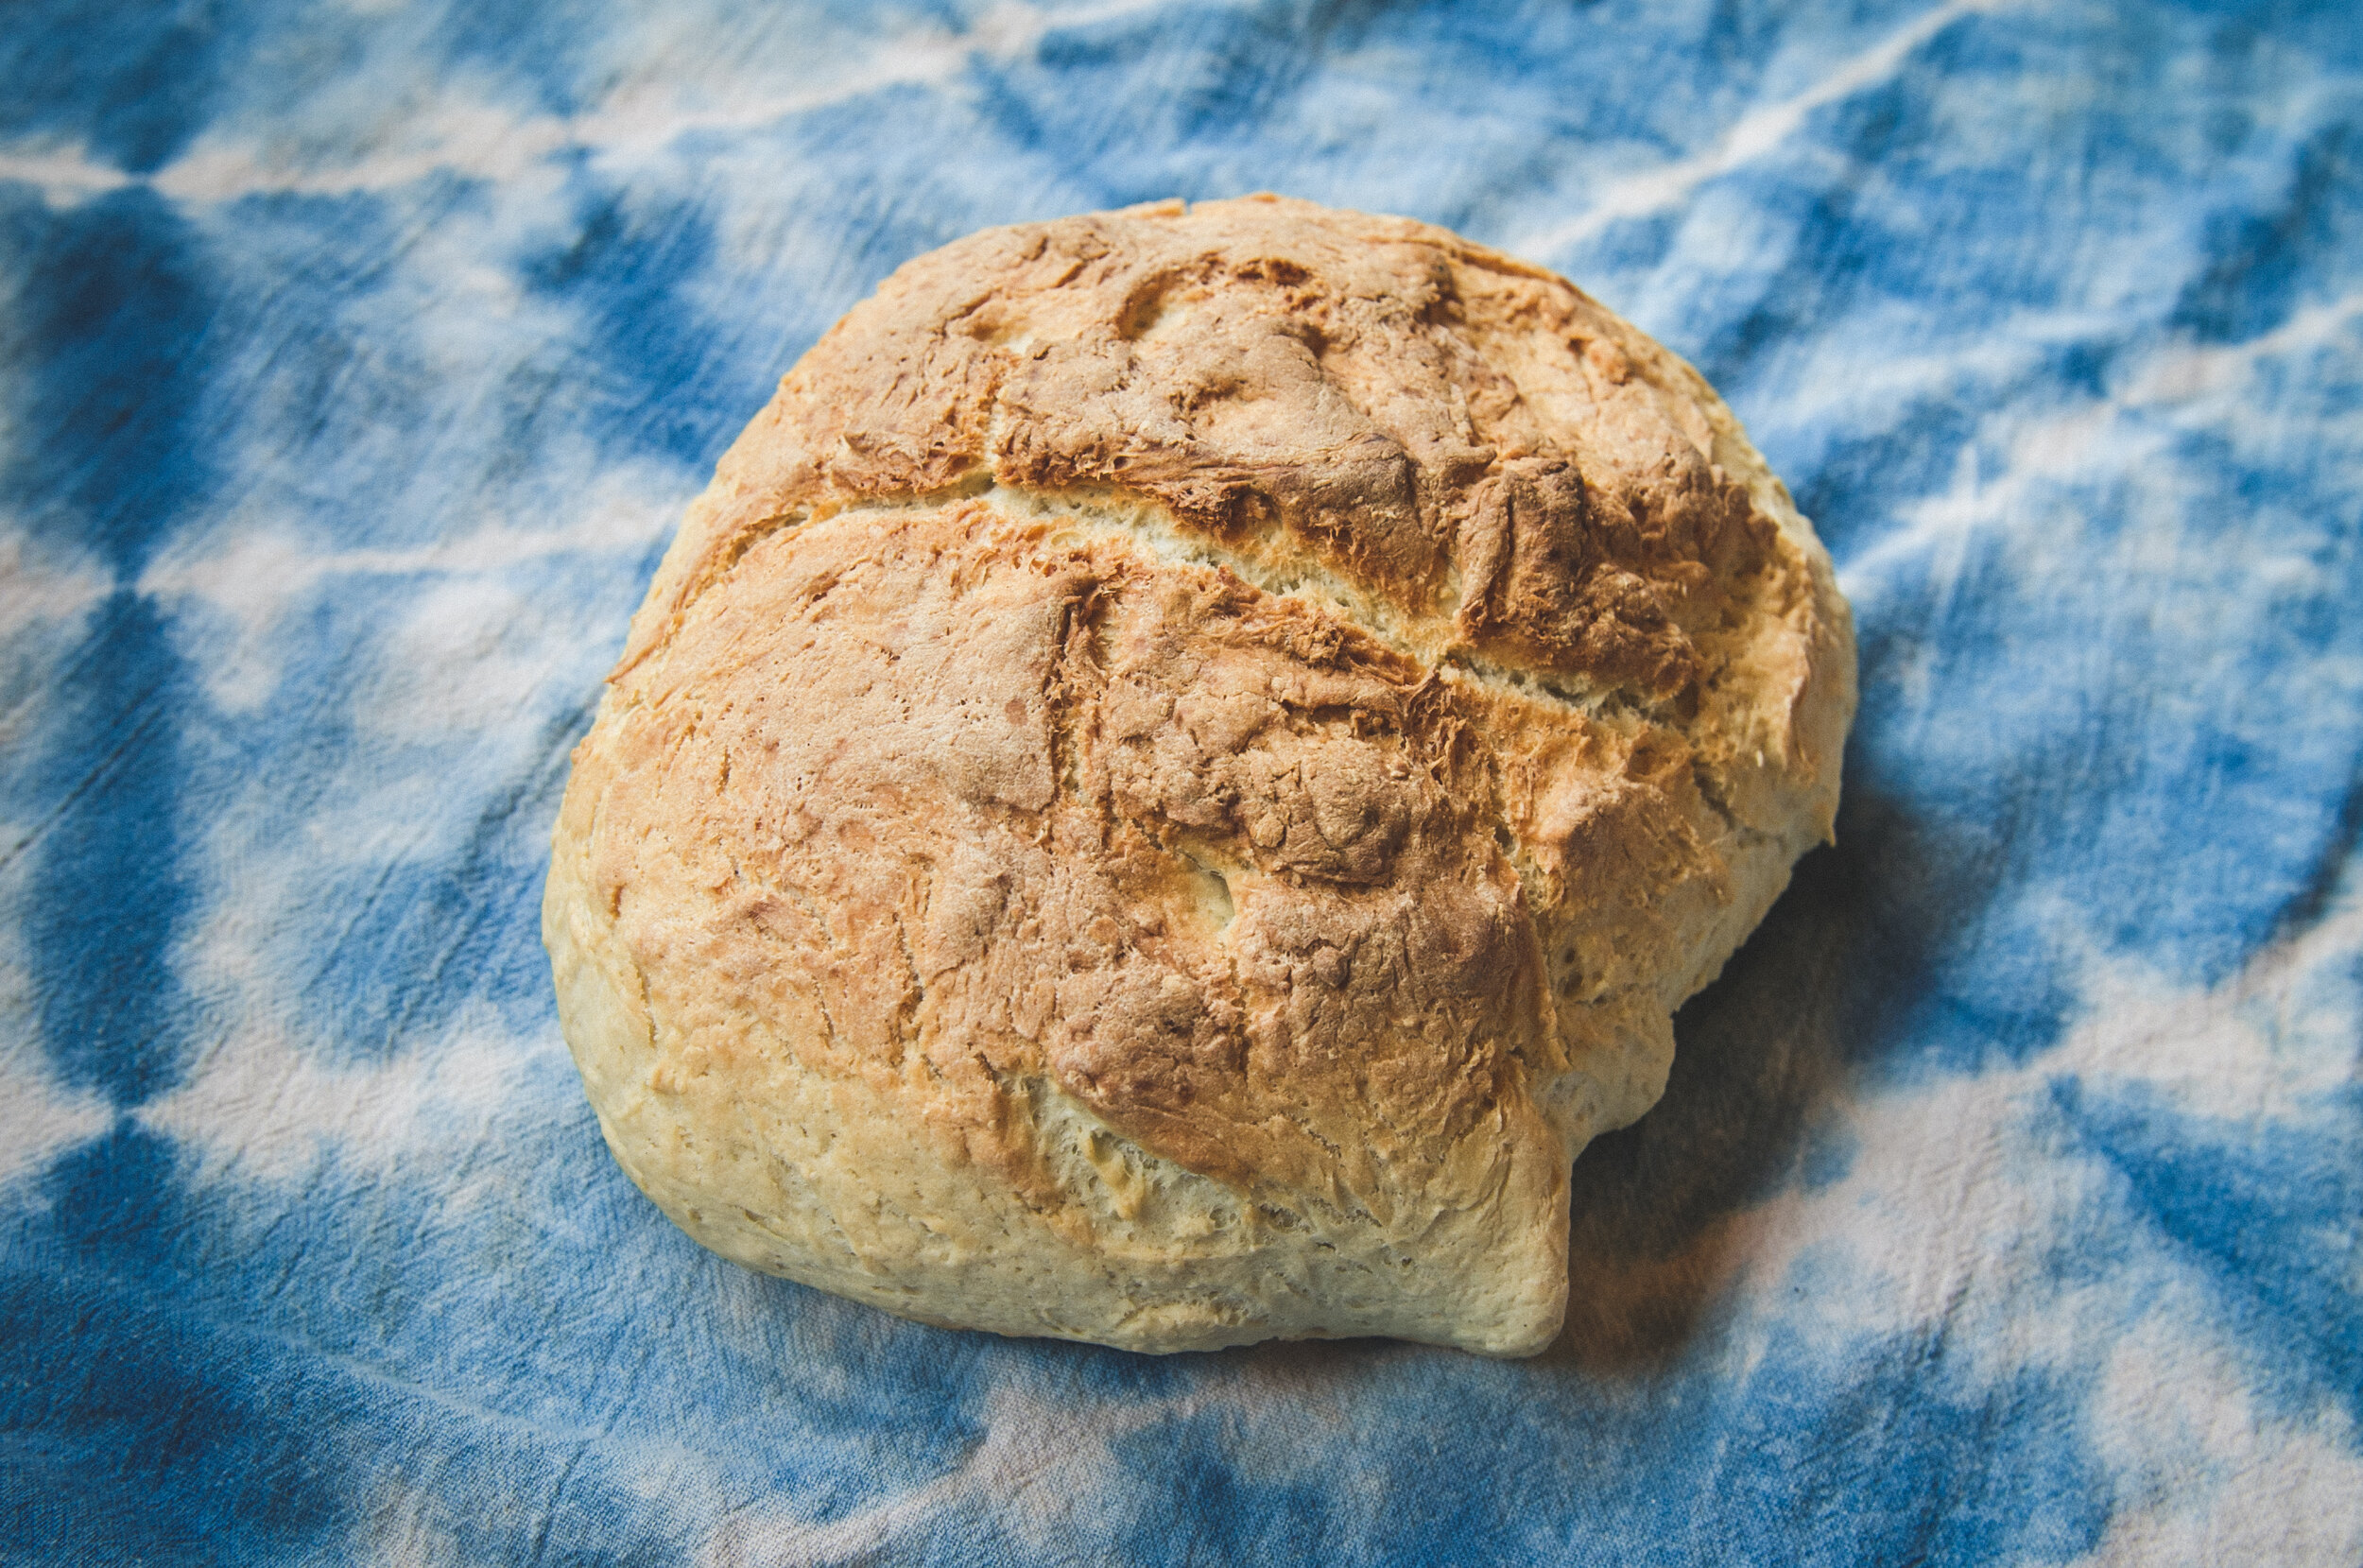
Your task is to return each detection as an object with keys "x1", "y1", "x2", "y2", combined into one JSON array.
[{"x1": 550, "y1": 196, "x2": 1856, "y2": 1355}]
